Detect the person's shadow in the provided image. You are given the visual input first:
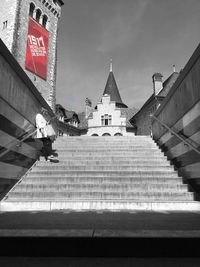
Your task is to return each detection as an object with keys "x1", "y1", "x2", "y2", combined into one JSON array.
[{"x1": 50, "y1": 158, "x2": 59, "y2": 163}]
